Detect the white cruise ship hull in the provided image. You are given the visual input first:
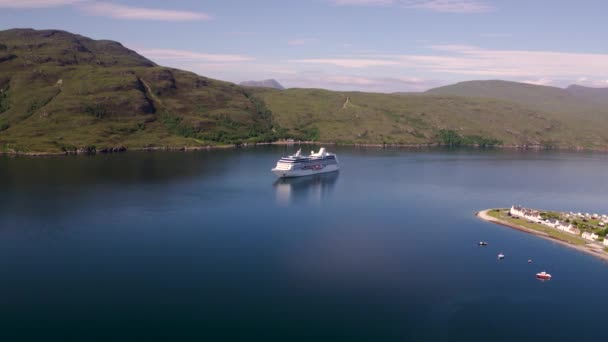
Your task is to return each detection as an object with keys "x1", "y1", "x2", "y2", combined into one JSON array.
[{"x1": 272, "y1": 164, "x2": 339, "y2": 178}]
